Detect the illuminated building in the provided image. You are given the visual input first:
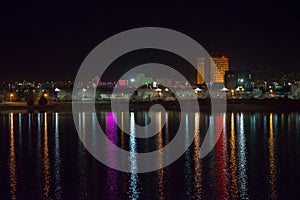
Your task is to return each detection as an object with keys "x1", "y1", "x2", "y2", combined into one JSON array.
[
  {"x1": 210, "y1": 56, "x2": 229, "y2": 83},
  {"x1": 197, "y1": 57, "x2": 205, "y2": 84},
  {"x1": 197, "y1": 56, "x2": 229, "y2": 84}
]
